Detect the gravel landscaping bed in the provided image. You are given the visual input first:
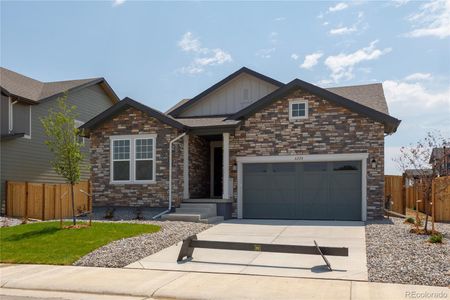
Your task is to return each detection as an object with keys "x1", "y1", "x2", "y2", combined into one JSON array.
[
  {"x1": 366, "y1": 217, "x2": 449, "y2": 287},
  {"x1": 74, "y1": 220, "x2": 213, "y2": 268},
  {"x1": 0, "y1": 217, "x2": 22, "y2": 227}
]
